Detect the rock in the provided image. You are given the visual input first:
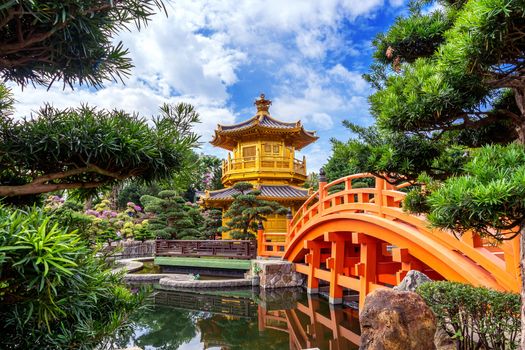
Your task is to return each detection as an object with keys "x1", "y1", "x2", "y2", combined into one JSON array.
[
  {"x1": 359, "y1": 289, "x2": 436, "y2": 350},
  {"x1": 394, "y1": 270, "x2": 432, "y2": 291},
  {"x1": 393, "y1": 271, "x2": 456, "y2": 349},
  {"x1": 434, "y1": 328, "x2": 456, "y2": 350},
  {"x1": 251, "y1": 260, "x2": 304, "y2": 289}
]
